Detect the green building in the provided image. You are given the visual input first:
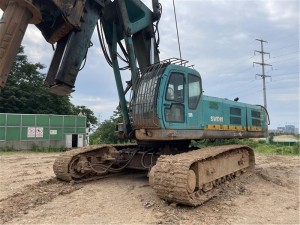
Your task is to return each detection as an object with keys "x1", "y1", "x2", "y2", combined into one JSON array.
[{"x1": 0, "y1": 113, "x2": 88, "y2": 150}]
